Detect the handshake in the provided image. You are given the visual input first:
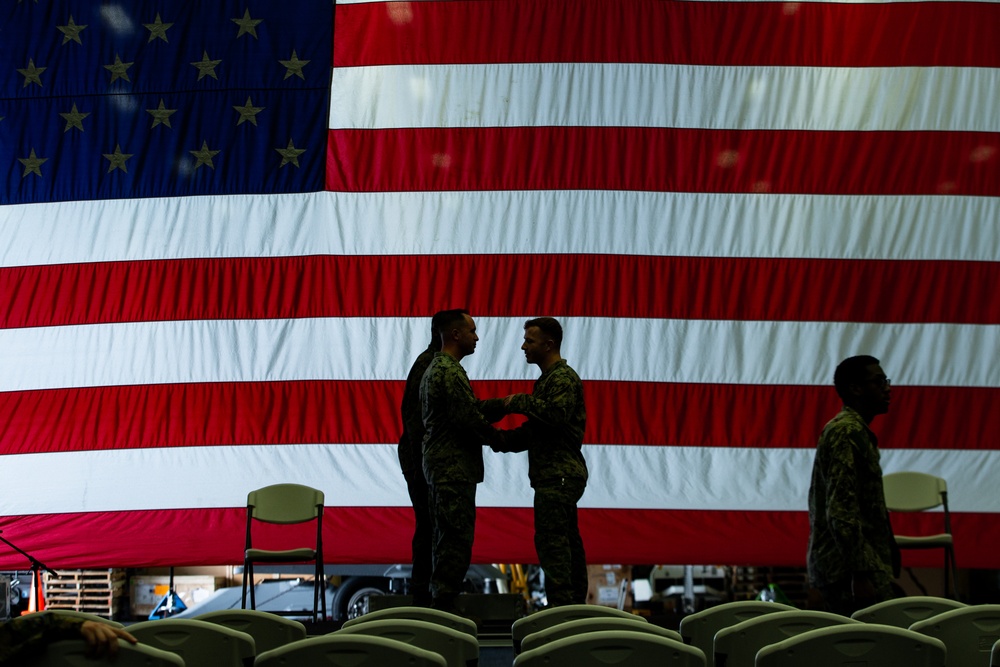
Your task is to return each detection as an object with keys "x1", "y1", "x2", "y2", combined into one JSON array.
[{"x1": 482, "y1": 394, "x2": 529, "y2": 454}]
